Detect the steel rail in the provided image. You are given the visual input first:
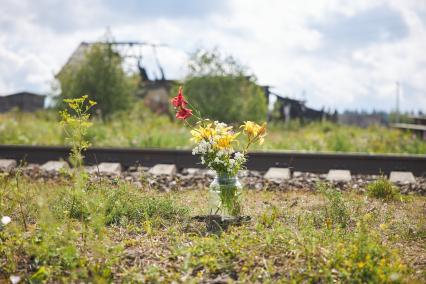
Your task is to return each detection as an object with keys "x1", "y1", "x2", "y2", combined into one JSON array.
[{"x1": 0, "y1": 145, "x2": 425, "y2": 175}]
